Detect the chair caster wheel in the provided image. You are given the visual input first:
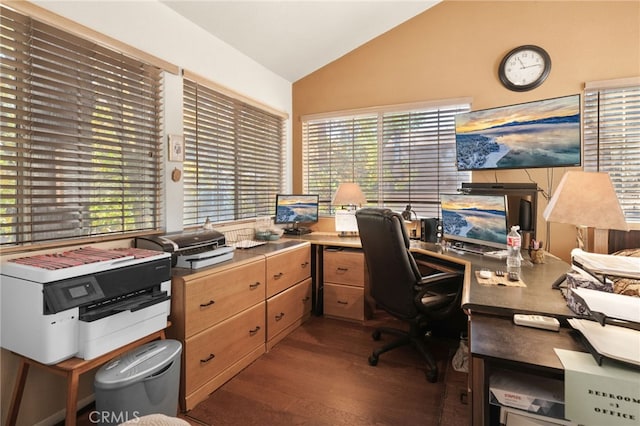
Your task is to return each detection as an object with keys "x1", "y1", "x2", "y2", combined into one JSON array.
[
  {"x1": 426, "y1": 369, "x2": 438, "y2": 383},
  {"x1": 368, "y1": 354, "x2": 378, "y2": 366},
  {"x1": 372, "y1": 330, "x2": 381, "y2": 341}
]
